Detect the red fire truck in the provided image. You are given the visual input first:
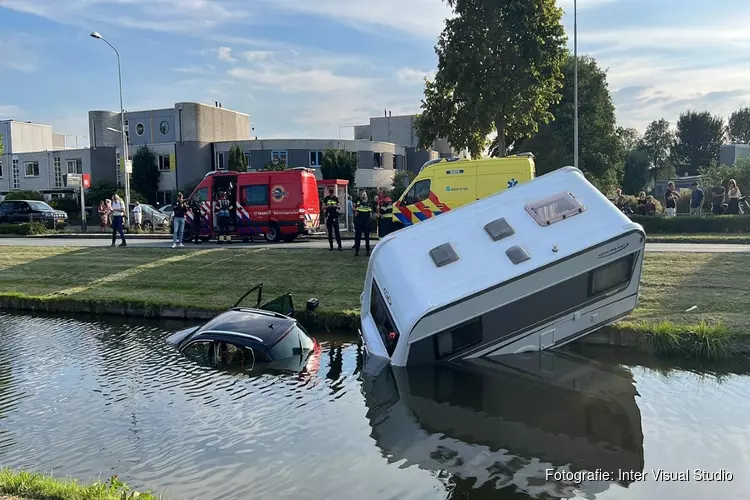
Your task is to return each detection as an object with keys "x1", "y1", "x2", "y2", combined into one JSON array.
[{"x1": 184, "y1": 168, "x2": 321, "y2": 242}]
